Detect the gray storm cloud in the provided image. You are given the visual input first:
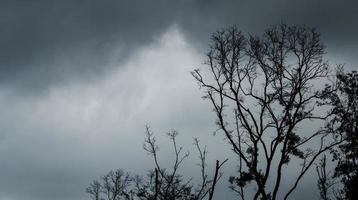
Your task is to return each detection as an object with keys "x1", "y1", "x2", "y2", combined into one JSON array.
[
  {"x1": 1, "y1": 0, "x2": 357, "y2": 93},
  {"x1": 0, "y1": 27, "x2": 229, "y2": 200}
]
